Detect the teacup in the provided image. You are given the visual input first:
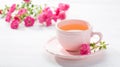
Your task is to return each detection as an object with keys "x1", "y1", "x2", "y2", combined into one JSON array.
[{"x1": 56, "y1": 19, "x2": 102, "y2": 51}]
